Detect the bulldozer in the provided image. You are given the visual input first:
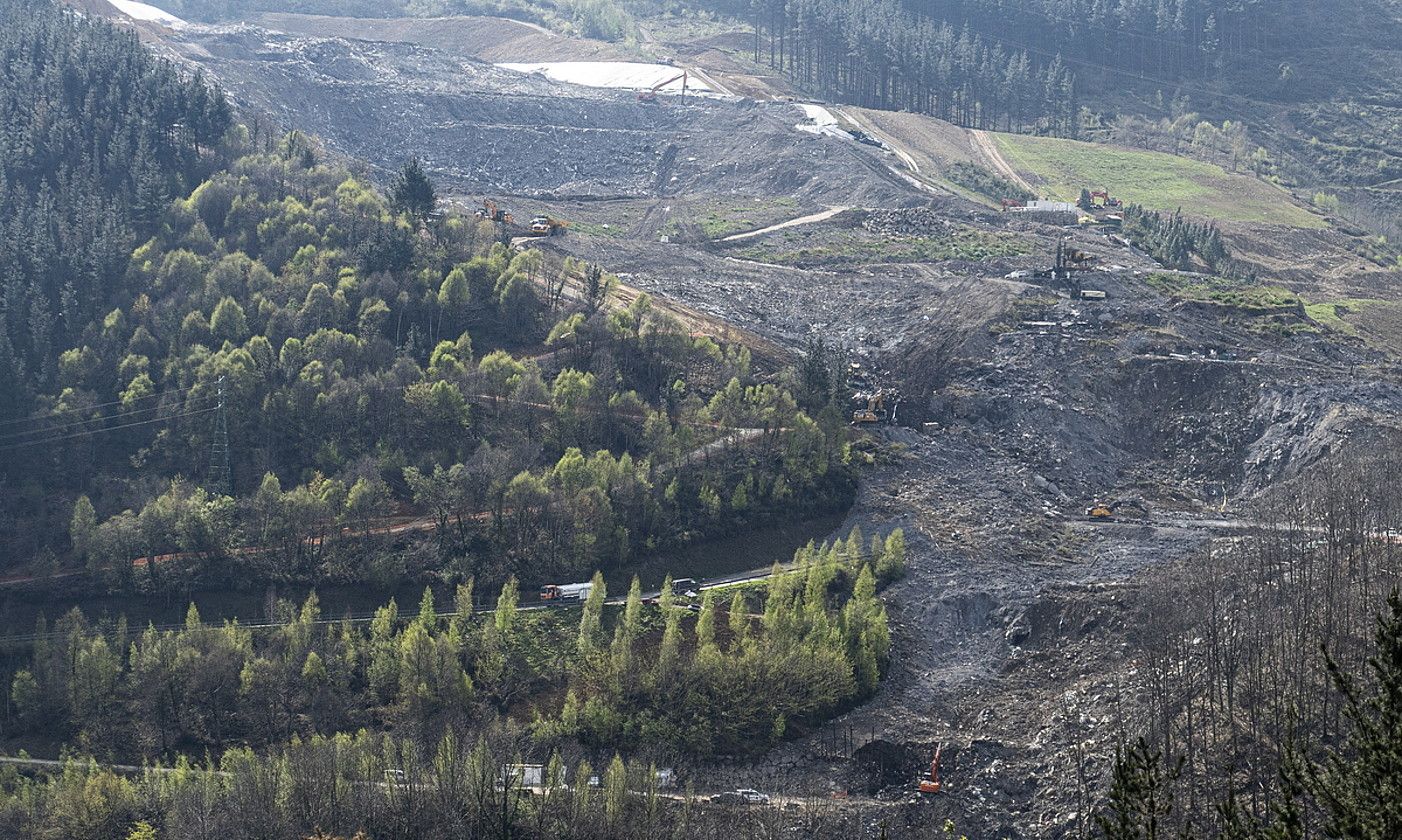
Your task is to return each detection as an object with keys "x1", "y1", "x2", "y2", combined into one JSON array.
[
  {"x1": 851, "y1": 390, "x2": 891, "y2": 424},
  {"x1": 527, "y1": 216, "x2": 568, "y2": 237},
  {"x1": 475, "y1": 199, "x2": 512, "y2": 224},
  {"x1": 918, "y1": 744, "x2": 942, "y2": 794}
]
